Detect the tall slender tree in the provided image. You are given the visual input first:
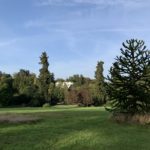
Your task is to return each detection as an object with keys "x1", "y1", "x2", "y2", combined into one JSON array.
[
  {"x1": 94, "y1": 61, "x2": 106, "y2": 105},
  {"x1": 38, "y1": 52, "x2": 53, "y2": 104},
  {"x1": 107, "y1": 39, "x2": 150, "y2": 114}
]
